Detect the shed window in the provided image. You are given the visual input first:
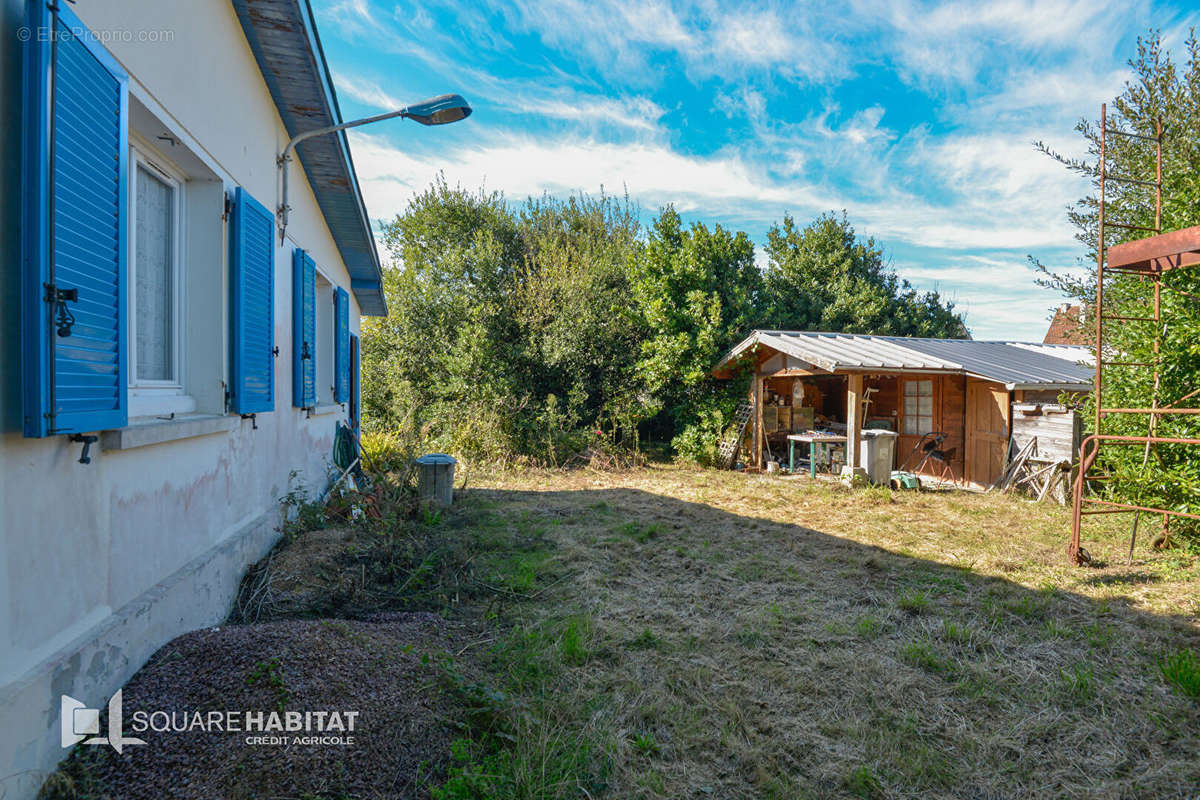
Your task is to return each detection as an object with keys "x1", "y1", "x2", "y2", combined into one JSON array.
[{"x1": 903, "y1": 379, "x2": 934, "y2": 435}]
